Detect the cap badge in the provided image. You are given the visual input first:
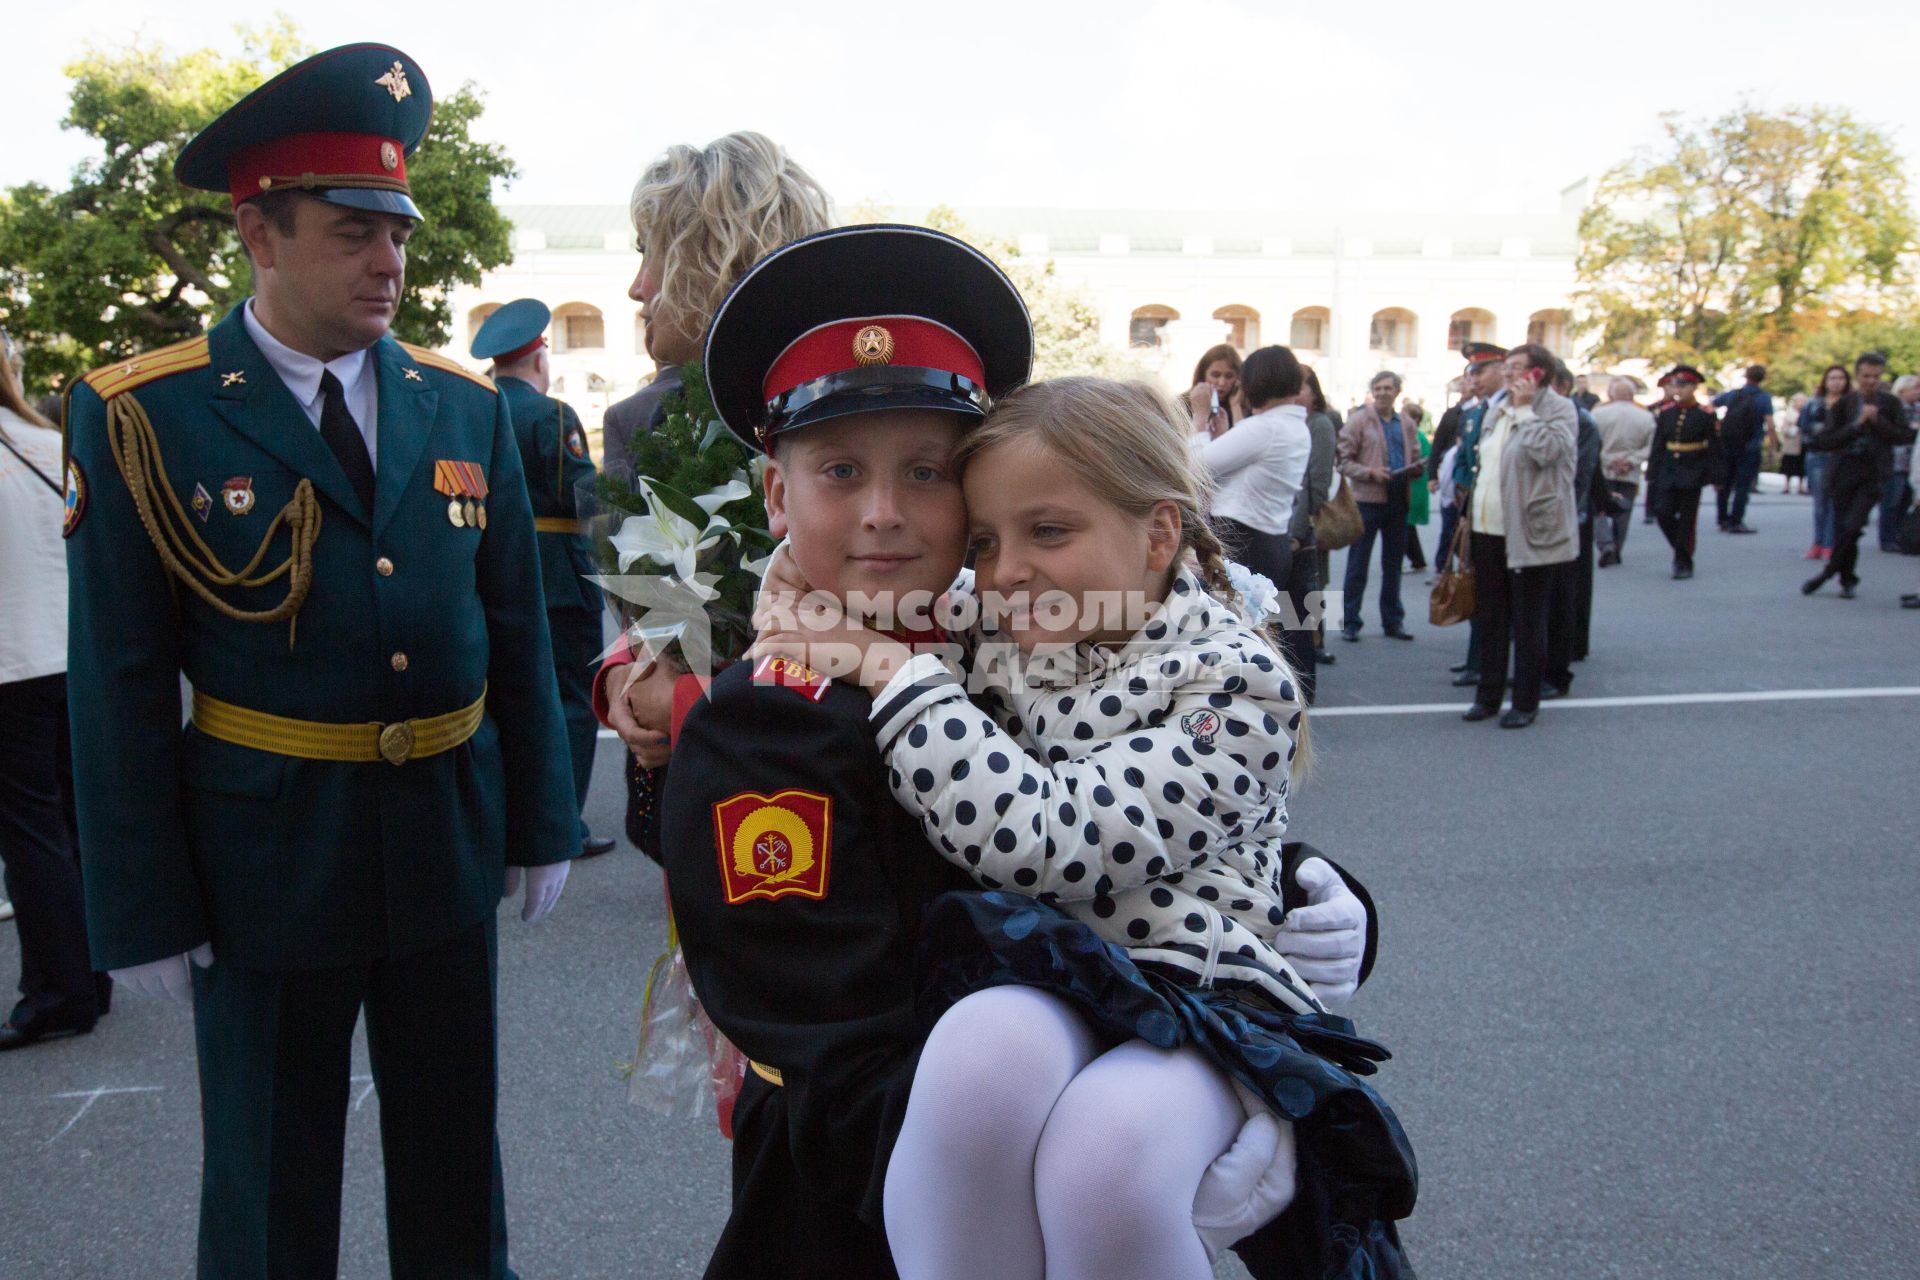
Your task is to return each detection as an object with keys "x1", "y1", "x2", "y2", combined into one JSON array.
[
  {"x1": 375, "y1": 62, "x2": 412, "y2": 103},
  {"x1": 380, "y1": 141, "x2": 400, "y2": 172},
  {"x1": 852, "y1": 324, "x2": 895, "y2": 367}
]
